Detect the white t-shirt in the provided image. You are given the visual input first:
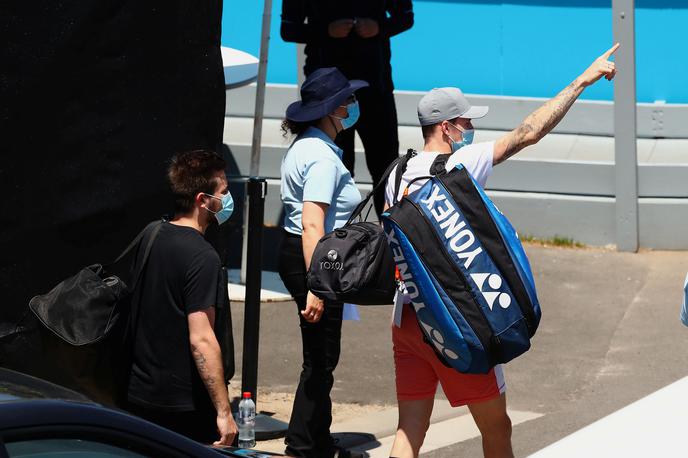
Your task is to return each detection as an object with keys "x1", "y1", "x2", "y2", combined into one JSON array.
[
  {"x1": 384, "y1": 141, "x2": 495, "y2": 326},
  {"x1": 384, "y1": 141, "x2": 495, "y2": 206}
]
